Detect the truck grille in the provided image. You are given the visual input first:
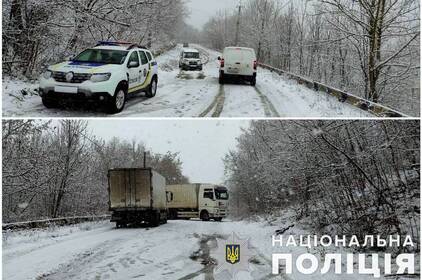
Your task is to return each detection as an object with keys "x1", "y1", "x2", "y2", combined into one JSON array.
[
  {"x1": 189, "y1": 61, "x2": 197, "y2": 65},
  {"x1": 52, "y1": 71, "x2": 91, "y2": 83}
]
